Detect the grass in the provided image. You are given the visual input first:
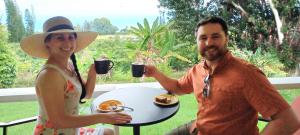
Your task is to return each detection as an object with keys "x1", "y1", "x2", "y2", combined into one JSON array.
[
  {"x1": 0, "y1": 101, "x2": 38, "y2": 134},
  {"x1": 0, "y1": 90, "x2": 299, "y2": 135},
  {"x1": 0, "y1": 95, "x2": 197, "y2": 135}
]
